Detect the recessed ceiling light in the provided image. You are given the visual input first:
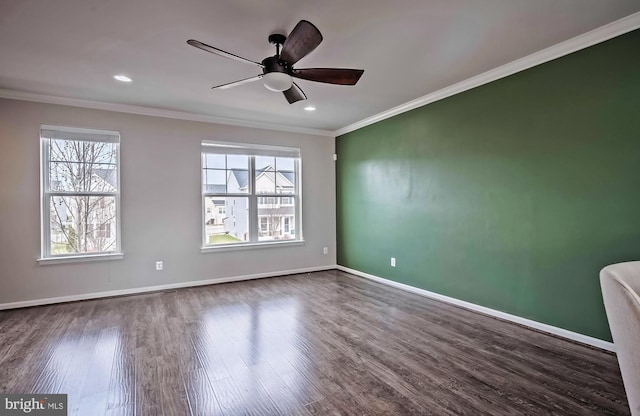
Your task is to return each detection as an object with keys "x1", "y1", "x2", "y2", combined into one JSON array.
[
  {"x1": 304, "y1": 106, "x2": 316, "y2": 111},
  {"x1": 113, "y1": 74, "x2": 132, "y2": 83}
]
